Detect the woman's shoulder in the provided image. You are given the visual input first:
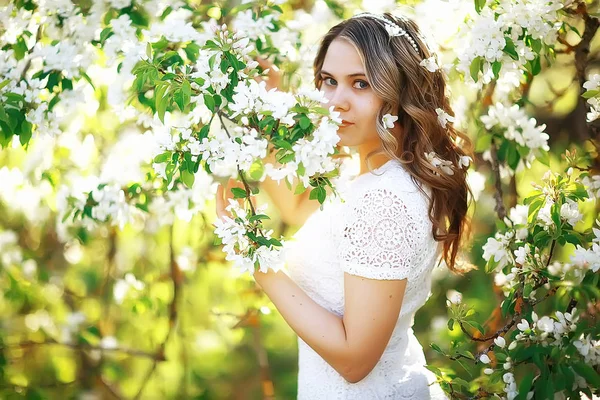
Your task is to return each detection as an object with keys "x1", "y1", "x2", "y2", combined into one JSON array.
[{"x1": 350, "y1": 159, "x2": 429, "y2": 200}]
